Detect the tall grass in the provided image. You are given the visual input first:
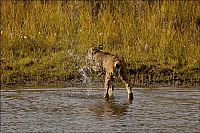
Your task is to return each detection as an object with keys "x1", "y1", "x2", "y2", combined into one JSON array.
[{"x1": 1, "y1": 0, "x2": 200, "y2": 86}]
